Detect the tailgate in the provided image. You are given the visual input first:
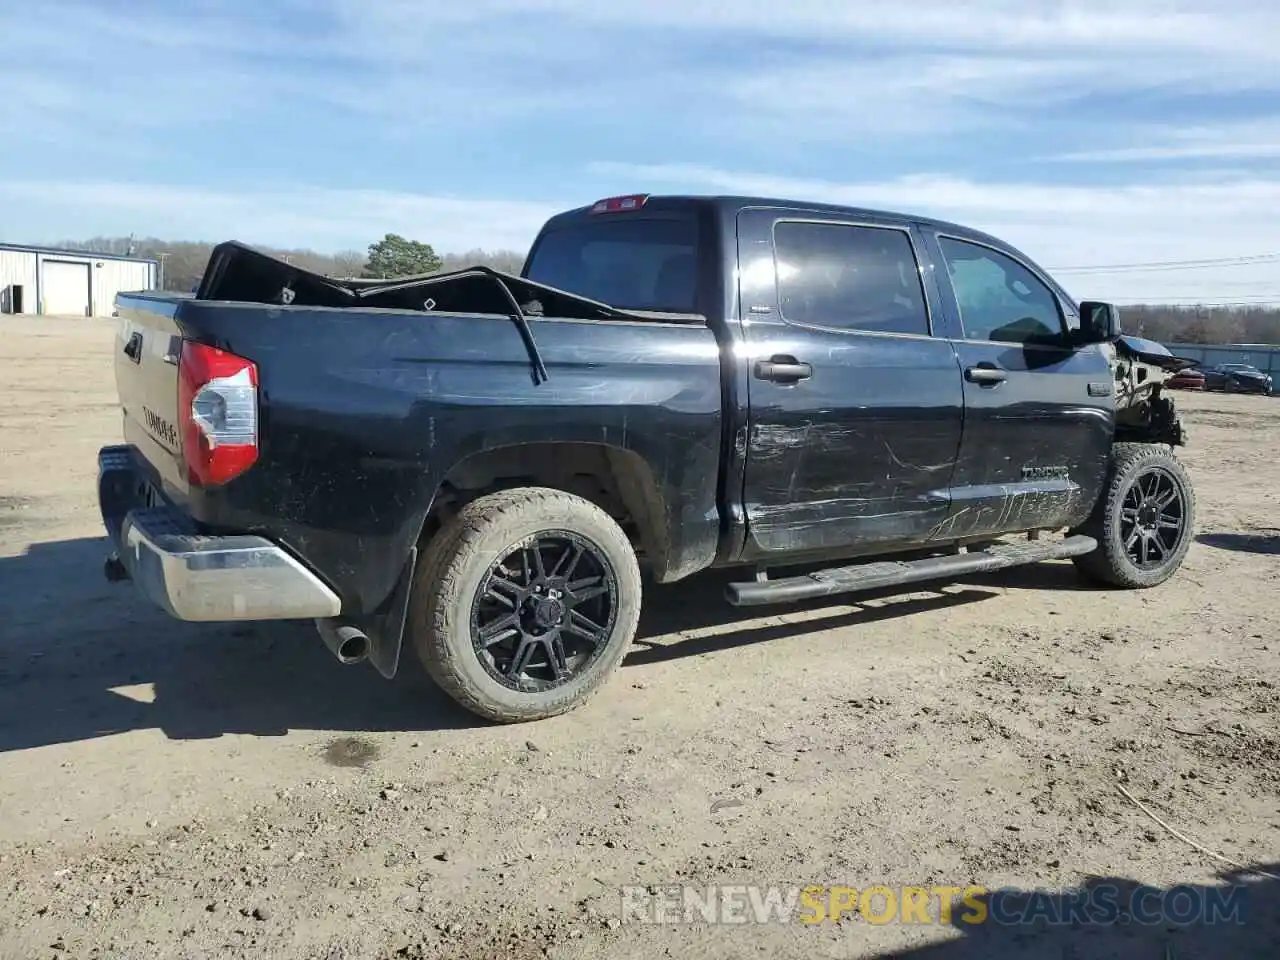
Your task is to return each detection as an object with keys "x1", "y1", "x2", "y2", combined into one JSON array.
[{"x1": 113, "y1": 295, "x2": 190, "y2": 498}]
